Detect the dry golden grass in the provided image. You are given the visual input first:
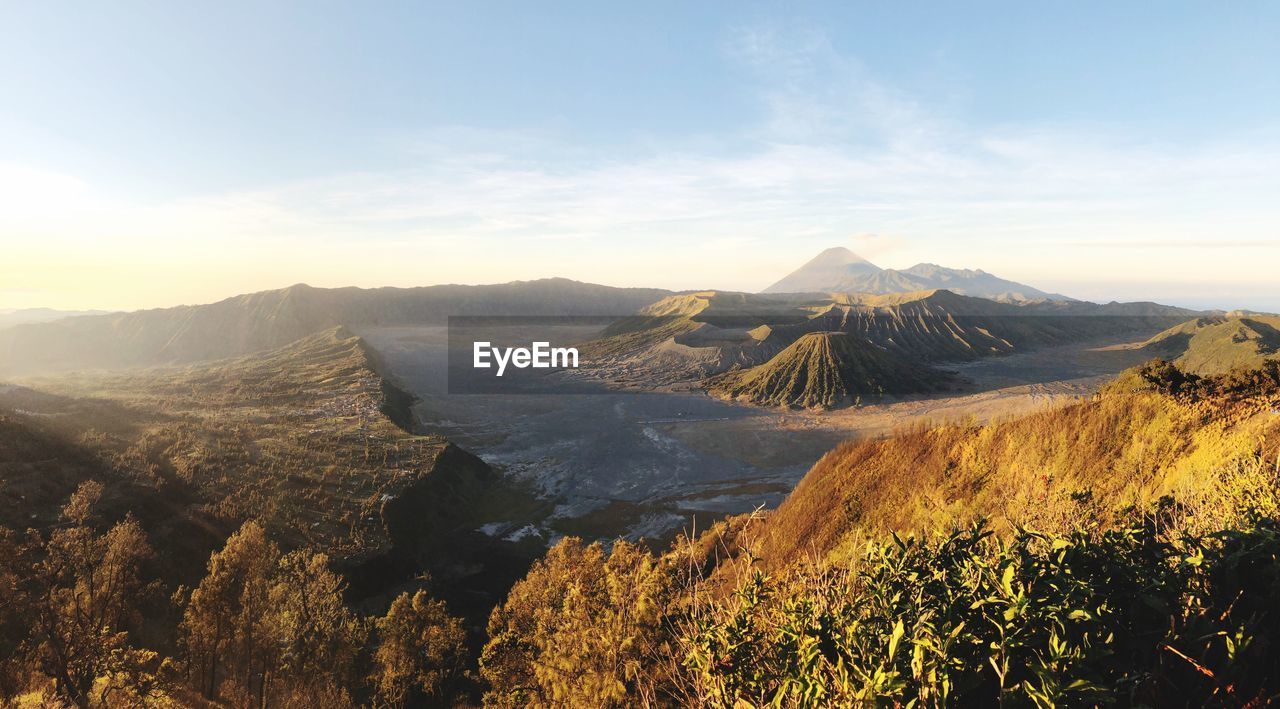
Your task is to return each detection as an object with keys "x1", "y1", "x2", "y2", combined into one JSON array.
[{"x1": 757, "y1": 364, "x2": 1280, "y2": 567}]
